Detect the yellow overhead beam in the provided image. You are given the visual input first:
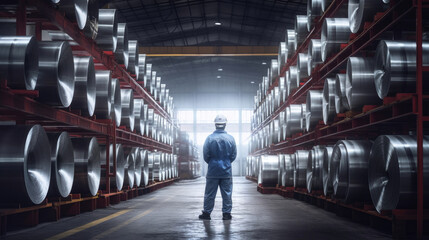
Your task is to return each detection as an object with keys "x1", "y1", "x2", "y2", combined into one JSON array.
[{"x1": 139, "y1": 46, "x2": 278, "y2": 57}]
